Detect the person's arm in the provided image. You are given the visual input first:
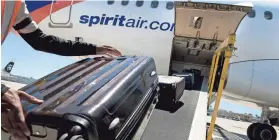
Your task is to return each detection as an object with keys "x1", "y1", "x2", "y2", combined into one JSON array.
[
  {"x1": 18, "y1": 27, "x2": 97, "y2": 56},
  {"x1": 12, "y1": 0, "x2": 97, "y2": 56}
]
